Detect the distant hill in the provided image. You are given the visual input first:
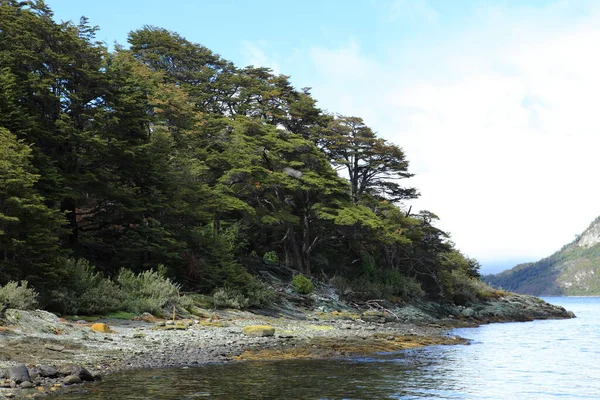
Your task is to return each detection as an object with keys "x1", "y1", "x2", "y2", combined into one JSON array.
[{"x1": 483, "y1": 216, "x2": 600, "y2": 296}]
